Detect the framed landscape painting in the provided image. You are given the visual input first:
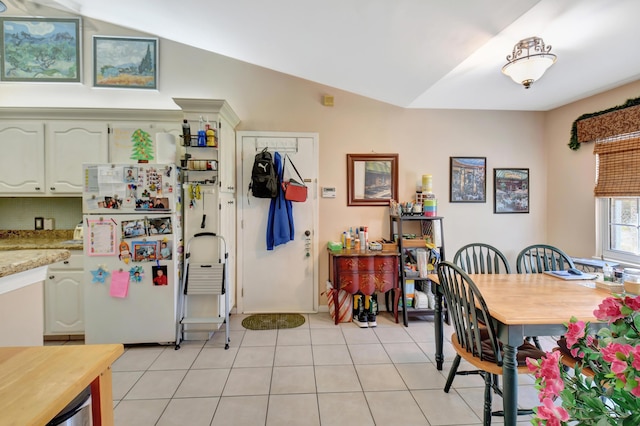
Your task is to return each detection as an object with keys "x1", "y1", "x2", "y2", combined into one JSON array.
[
  {"x1": 93, "y1": 36, "x2": 158, "y2": 89},
  {"x1": 494, "y1": 168, "x2": 529, "y2": 214},
  {"x1": 449, "y1": 157, "x2": 486, "y2": 202},
  {"x1": 0, "y1": 17, "x2": 81, "y2": 82}
]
